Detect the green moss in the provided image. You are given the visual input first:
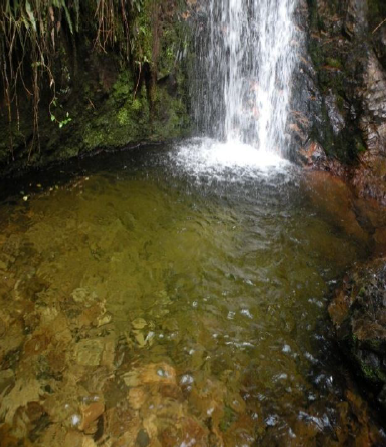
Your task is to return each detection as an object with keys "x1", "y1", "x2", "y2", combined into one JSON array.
[
  {"x1": 151, "y1": 87, "x2": 191, "y2": 140},
  {"x1": 131, "y1": 0, "x2": 154, "y2": 65},
  {"x1": 307, "y1": 0, "x2": 324, "y2": 31},
  {"x1": 360, "y1": 362, "x2": 379, "y2": 381},
  {"x1": 308, "y1": 39, "x2": 323, "y2": 70},
  {"x1": 0, "y1": 0, "x2": 193, "y2": 175},
  {"x1": 112, "y1": 72, "x2": 135, "y2": 103},
  {"x1": 326, "y1": 58, "x2": 343, "y2": 70},
  {"x1": 158, "y1": 27, "x2": 181, "y2": 78},
  {"x1": 361, "y1": 360, "x2": 386, "y2": 383}
]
